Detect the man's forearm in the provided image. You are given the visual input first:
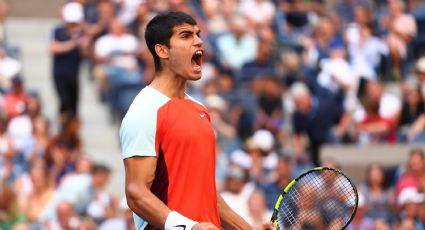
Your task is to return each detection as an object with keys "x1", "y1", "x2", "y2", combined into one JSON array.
[
  {"x1": 126, "y1": 182, "x2": 171, "y2": 229},
  {"x1": 217, "y1": 193, "x2": 252, "y2": 230}
]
